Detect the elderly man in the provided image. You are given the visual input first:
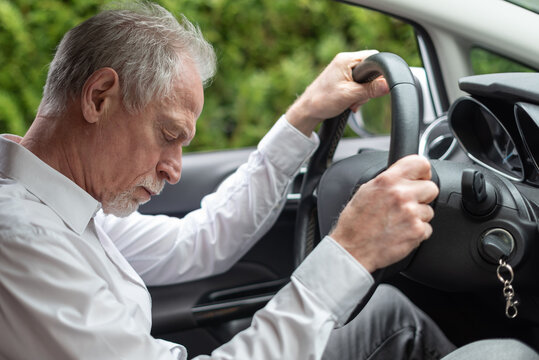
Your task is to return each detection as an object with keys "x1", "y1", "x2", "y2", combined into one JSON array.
[{"x1": 1, "y1": 2, "x2": 537, "y2": 360}]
